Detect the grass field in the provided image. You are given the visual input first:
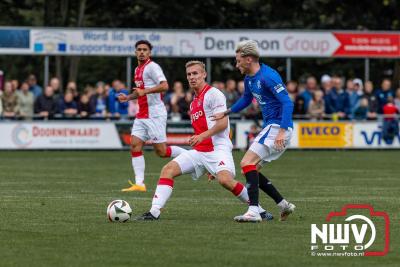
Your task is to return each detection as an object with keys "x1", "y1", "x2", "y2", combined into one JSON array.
[{"x1": 0, "y1": 150, "x2": 399, "y2": 267}]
